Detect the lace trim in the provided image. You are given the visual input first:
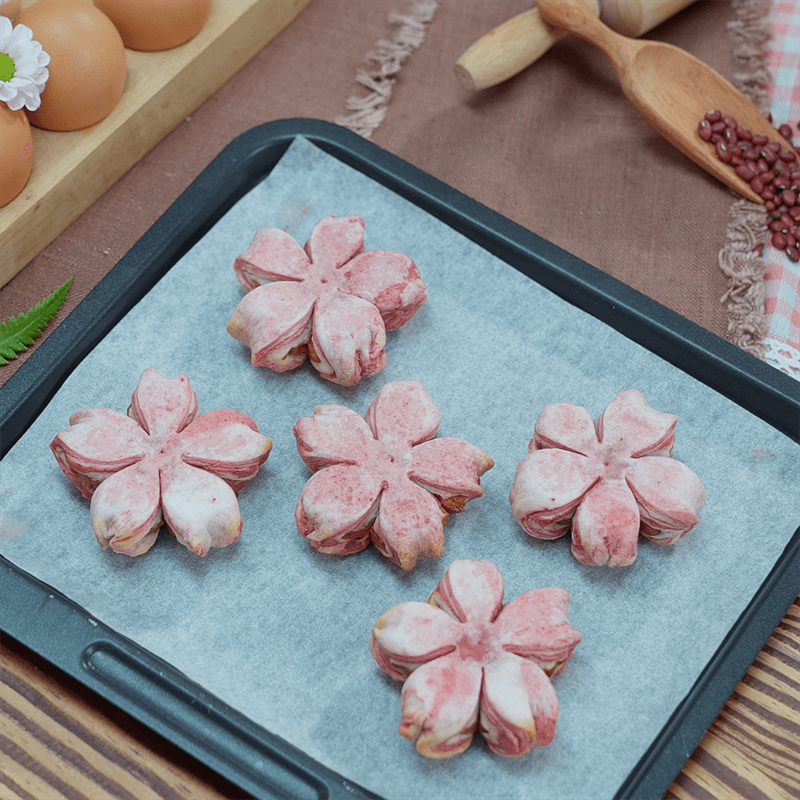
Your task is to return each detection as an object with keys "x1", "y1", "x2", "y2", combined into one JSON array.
[
  {"x1": 763, "y1": 336, "x2": 800, "y2": 379},
  {"x1": 336, "y1": 0, "x2": 440, "y2": 139},
  {"x1": 719, "y1": 0, "x2": 774, "y2": 359}
]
